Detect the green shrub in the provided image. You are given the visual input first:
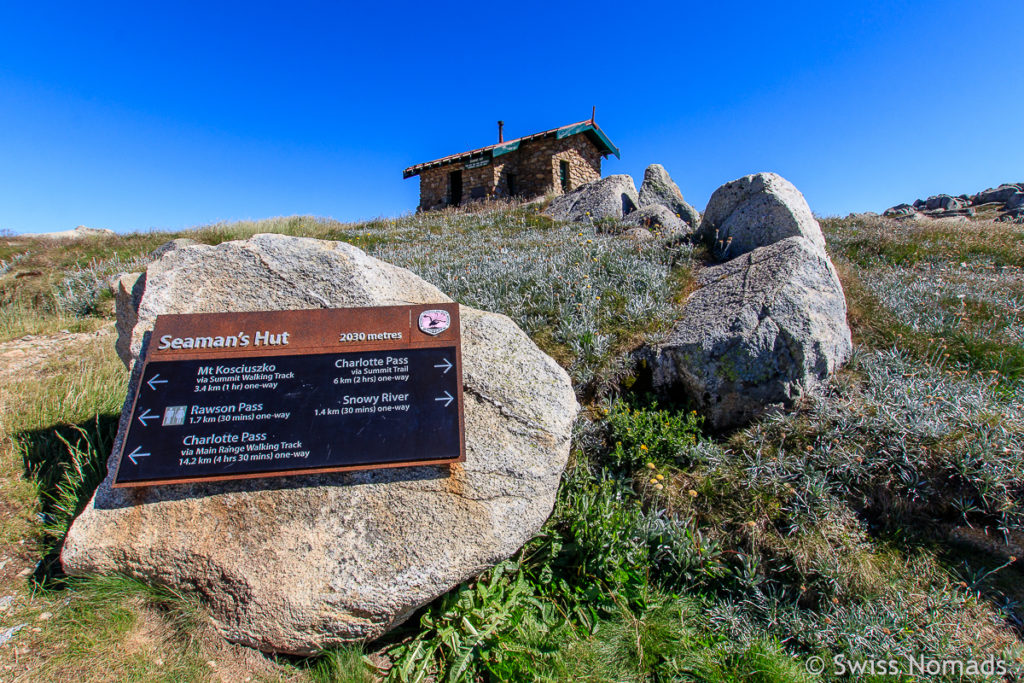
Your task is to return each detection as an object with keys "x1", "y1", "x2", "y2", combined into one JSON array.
[
  {"x1": 387, "y1": 560, "x2": 571, "y2": 682},
  {"x1": 604, "y1": 400, "x2": 704, "y2": 469}
]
